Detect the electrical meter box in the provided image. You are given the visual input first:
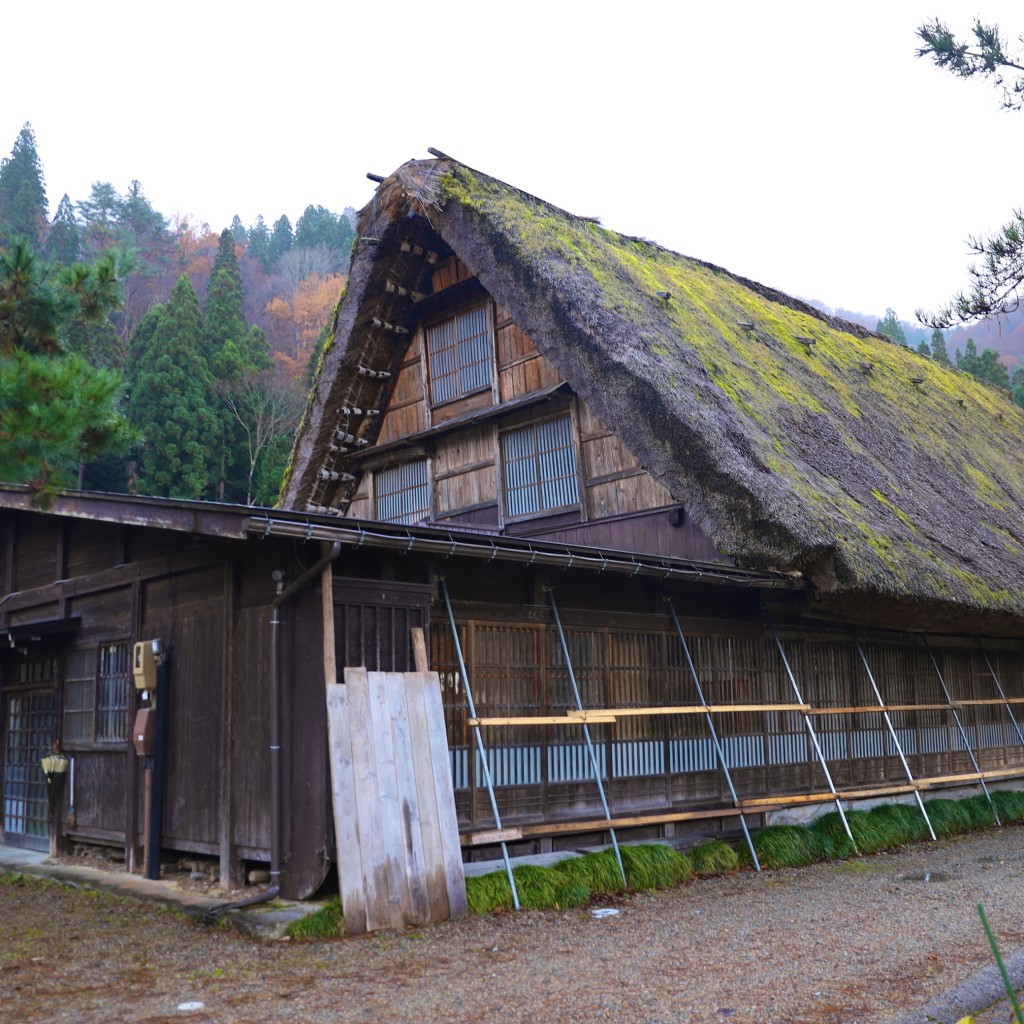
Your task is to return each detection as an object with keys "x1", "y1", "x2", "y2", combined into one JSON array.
[
  {"x1": 133, "y1": 641, "x2": 158, "y2": 690},
  {"x1": 132, "y1": 708, "x2": 155, "y2": 756}
]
